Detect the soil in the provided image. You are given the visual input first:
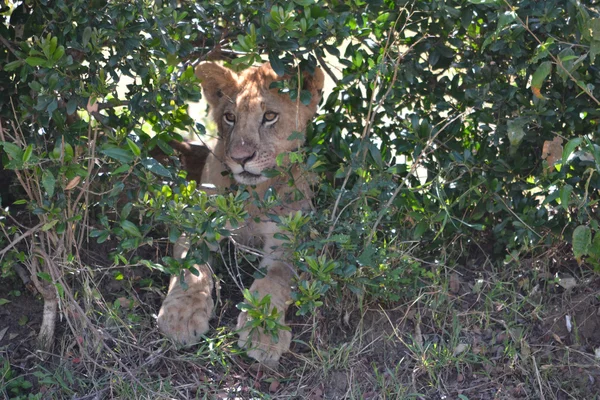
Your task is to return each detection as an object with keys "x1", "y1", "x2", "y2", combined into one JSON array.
[
  {"x1": 0, "y1": 276, "x2": 43, "y2": 357},
  {"x1": 2, "y1": 239, "x2": 600, "y2": 399}
]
